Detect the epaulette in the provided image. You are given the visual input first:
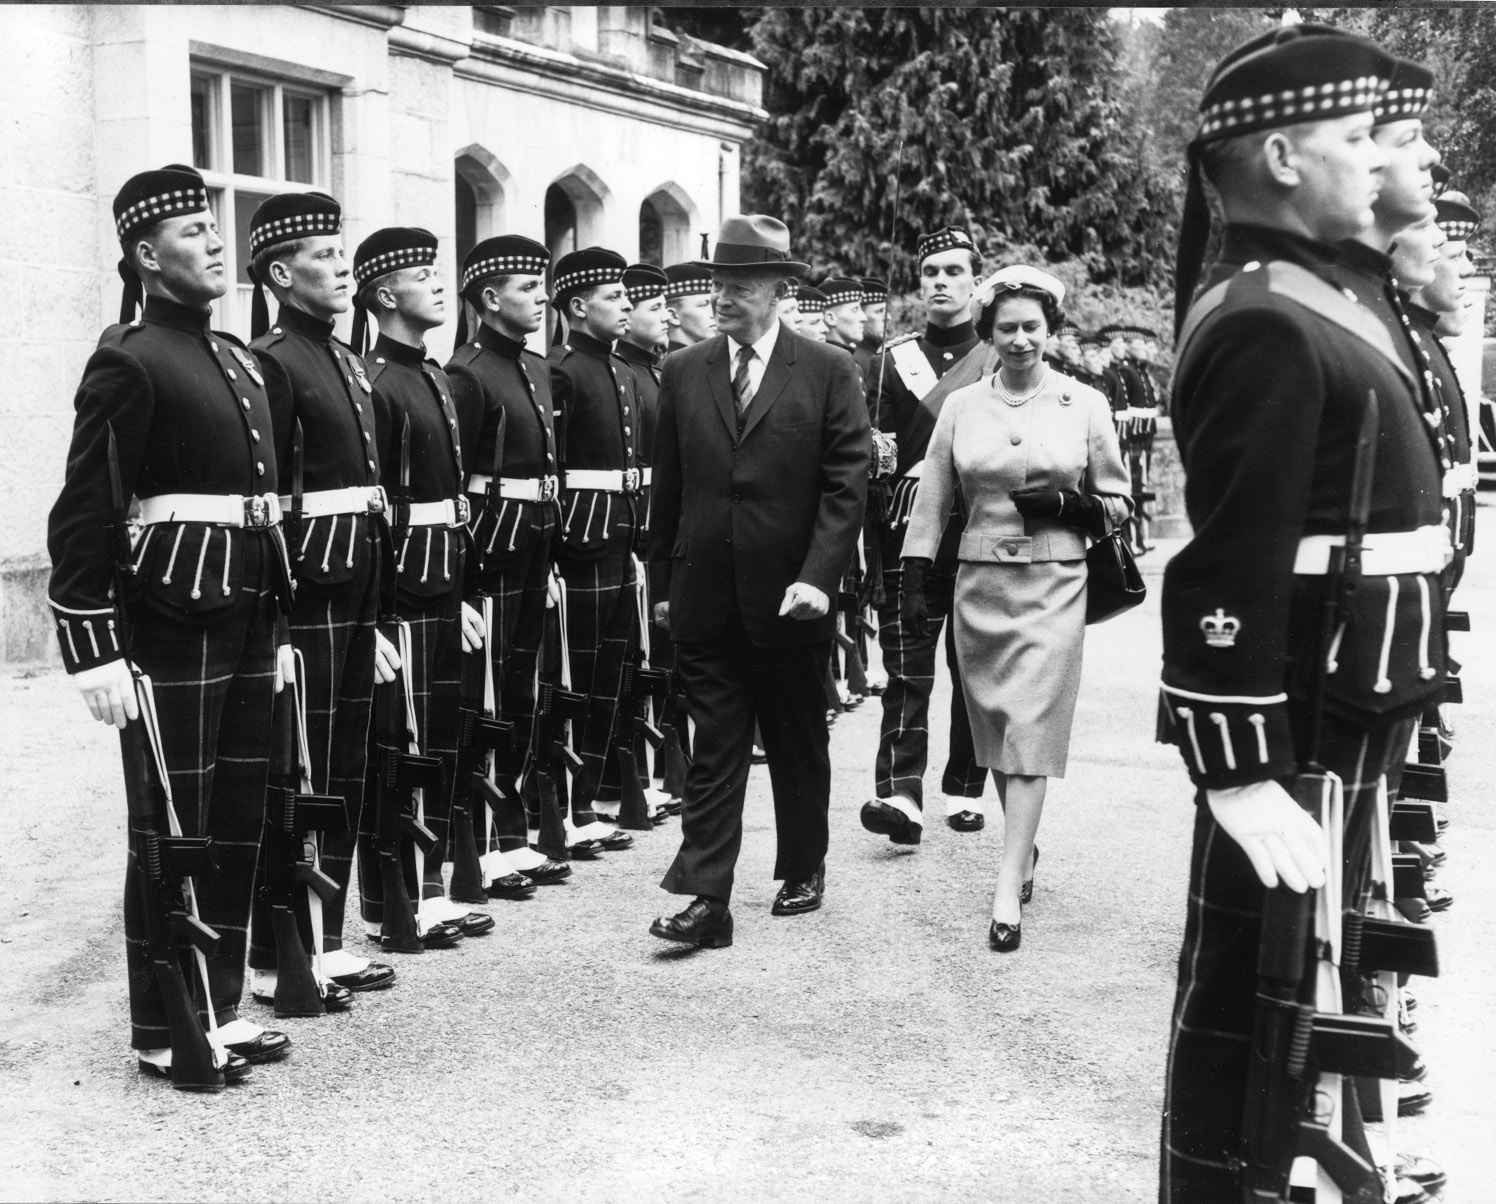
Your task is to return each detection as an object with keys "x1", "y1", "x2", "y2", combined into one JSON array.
[
  {"x1": 214, "y1": 328, "x2": 254, "y2": 352},
  {"x1": 547, "y1": 343, "x2": 577, "y2": 363},
  {"x1": 886, "y1": 332, "x2": 920, "y2": 347},
  {"x1": 365, "y1": 356, "x2": 393, "y2": 386},
  {"x1": 96, "y1": 322, "x2": 145, "y2": 350},
  {"x1": 448, "y1": 340, "x2": 483, "y2": 367},
  {"x1": 251, "y1": 325, "x2": 289, "y2": 350}
]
